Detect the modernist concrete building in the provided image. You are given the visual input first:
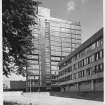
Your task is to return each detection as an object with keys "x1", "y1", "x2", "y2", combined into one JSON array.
[
  {"x1": 26, "y1": 7, "x2": 81, "y2": 91},
  {"x1": 58, "y1": 28, "x2": 103, "y2": 92}
]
